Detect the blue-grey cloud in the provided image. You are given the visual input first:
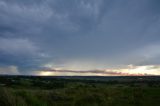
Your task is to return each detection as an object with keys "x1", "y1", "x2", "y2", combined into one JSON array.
[{"x1": 0, "y1": 0, "x2": 160, "y2": 75}]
